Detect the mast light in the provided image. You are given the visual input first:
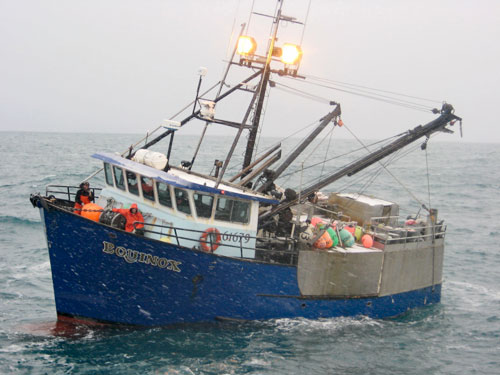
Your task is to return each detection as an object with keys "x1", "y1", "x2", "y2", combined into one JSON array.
[
  {"x1": 281, "y1": 43, "x2": 302, "y2": 65},
  {"x1": 237, "y1": 36, "x2": 257, "y2": 56}
]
